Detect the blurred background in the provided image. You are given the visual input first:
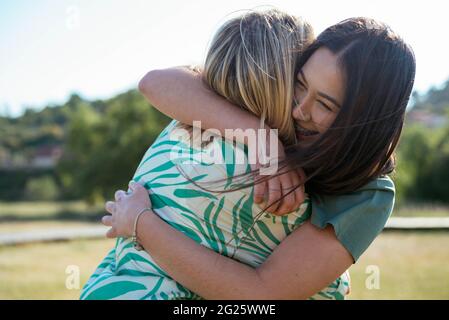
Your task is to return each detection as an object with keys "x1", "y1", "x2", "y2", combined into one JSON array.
[{"x1": 0, "y1": 0, "x2": 448, "y2": 299}]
